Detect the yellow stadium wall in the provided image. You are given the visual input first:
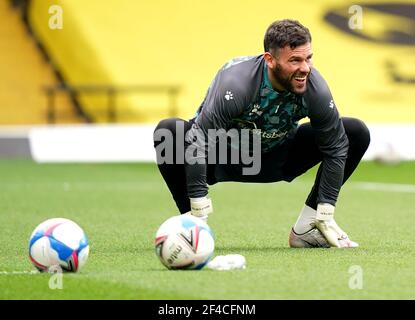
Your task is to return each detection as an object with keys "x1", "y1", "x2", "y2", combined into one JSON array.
[{"x1": 29, "y1": 0, "x2": 415, "y2": 123}]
